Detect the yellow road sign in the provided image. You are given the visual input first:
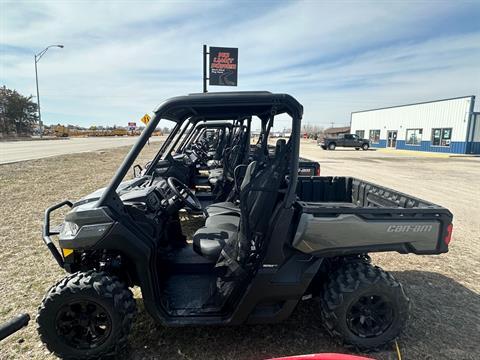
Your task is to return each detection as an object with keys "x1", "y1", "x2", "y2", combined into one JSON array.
[{"x1": 140, "y1": 114, "x2": 151, "y2": 126}]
